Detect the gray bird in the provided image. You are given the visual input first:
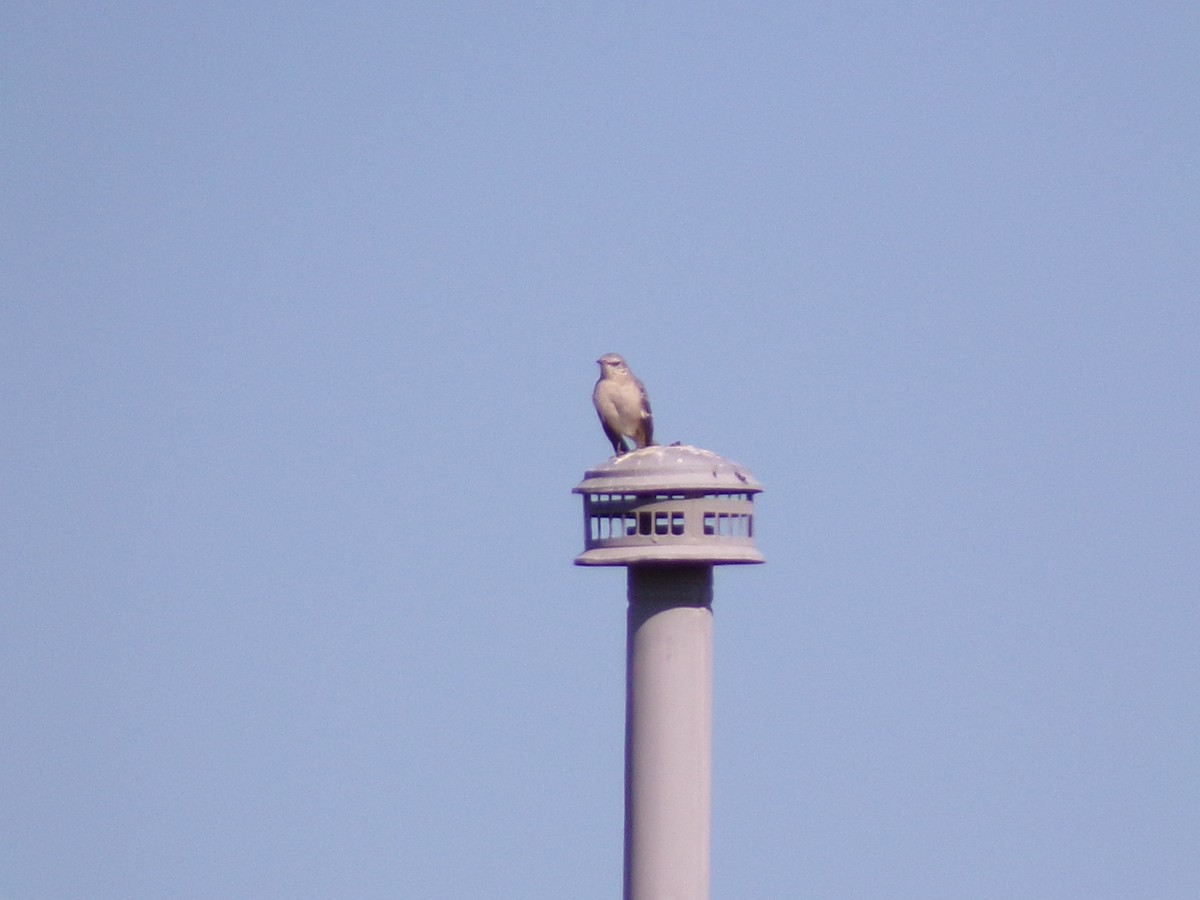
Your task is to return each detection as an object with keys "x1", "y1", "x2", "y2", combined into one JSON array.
[{"x1": 592, "y1": 353, "x2": 655, "y2": 456}]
